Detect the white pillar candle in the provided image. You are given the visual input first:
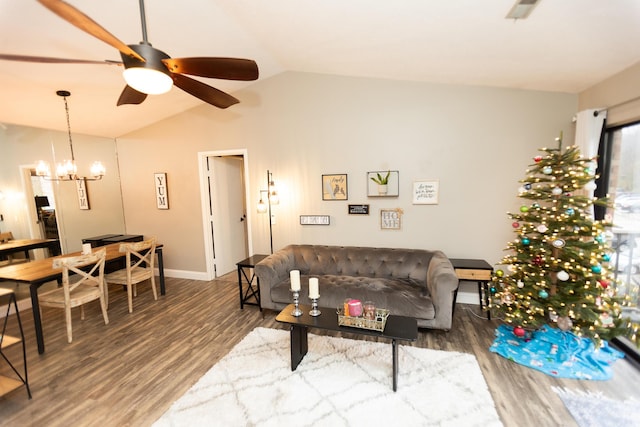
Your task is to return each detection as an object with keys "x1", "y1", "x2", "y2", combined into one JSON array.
[
  {"x1": 308, "y1": 277, "x2": 319, "y2": 299},
  {"x1": 290, "y1": 270, "x2": 301, "y2": 291}
]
